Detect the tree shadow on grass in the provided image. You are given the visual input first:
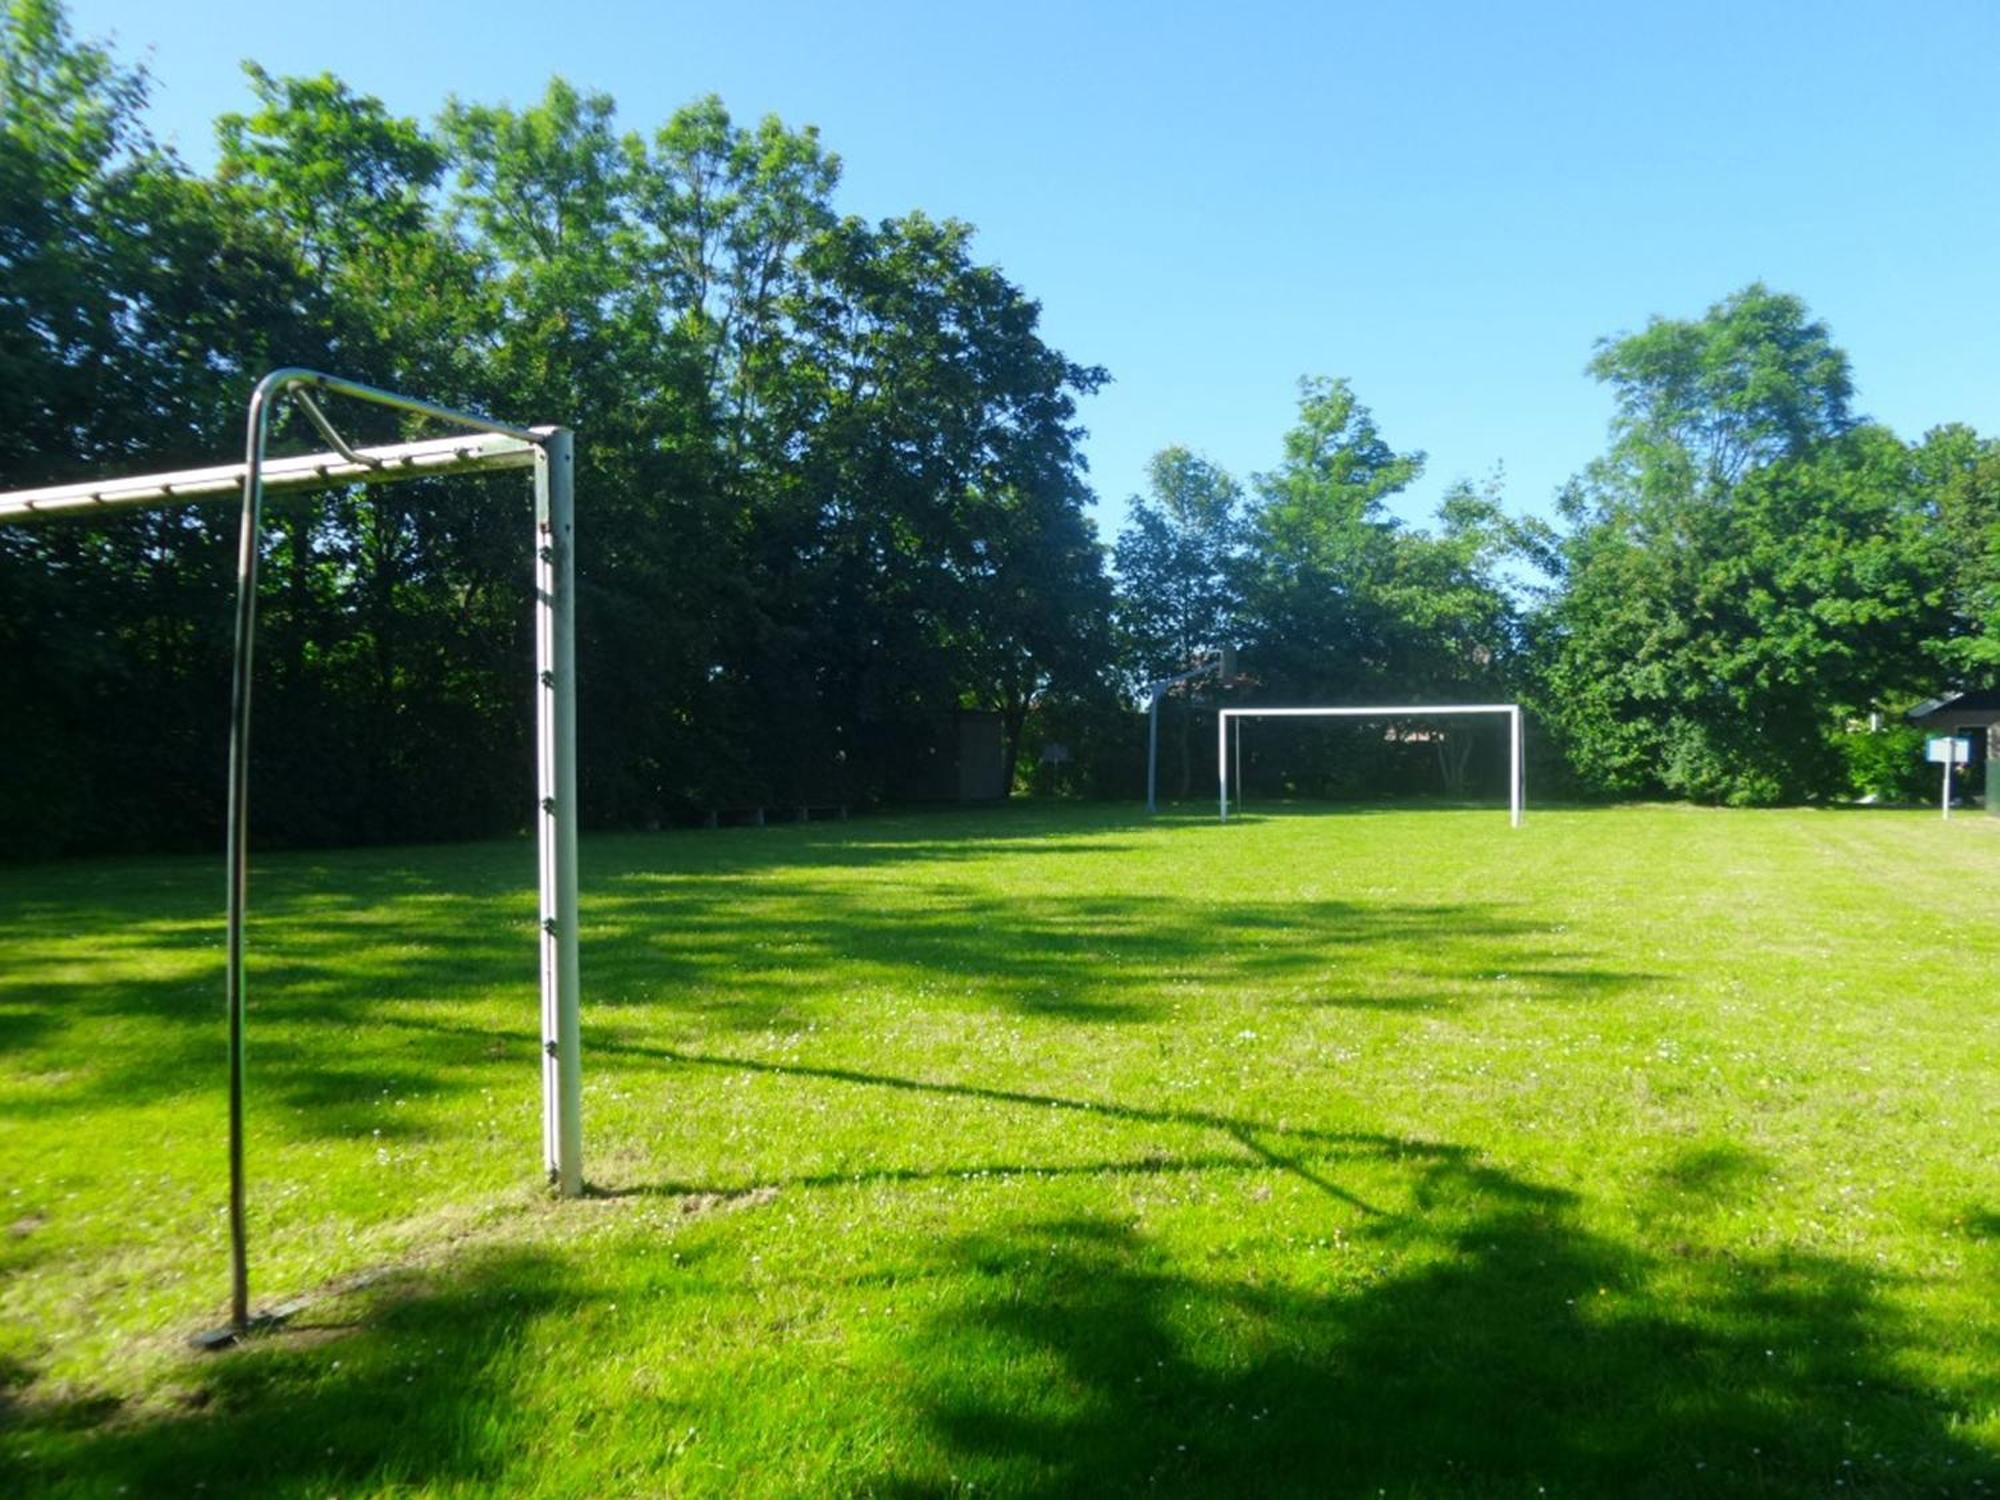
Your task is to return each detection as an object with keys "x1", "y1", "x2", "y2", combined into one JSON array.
[
  {"x1": 579, "y1": 877, "x2": 1652, "y2": 1031},
  {"x1": 1961, "y1": 1211, "x2": 2000, "y2": 1242},
  {"x1": 878, "y1": 1156, "x2": 2000, "y2": 1497},
  {"x1": 3, "y1": 849, "x2": 1653, "y2": 1123}
]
